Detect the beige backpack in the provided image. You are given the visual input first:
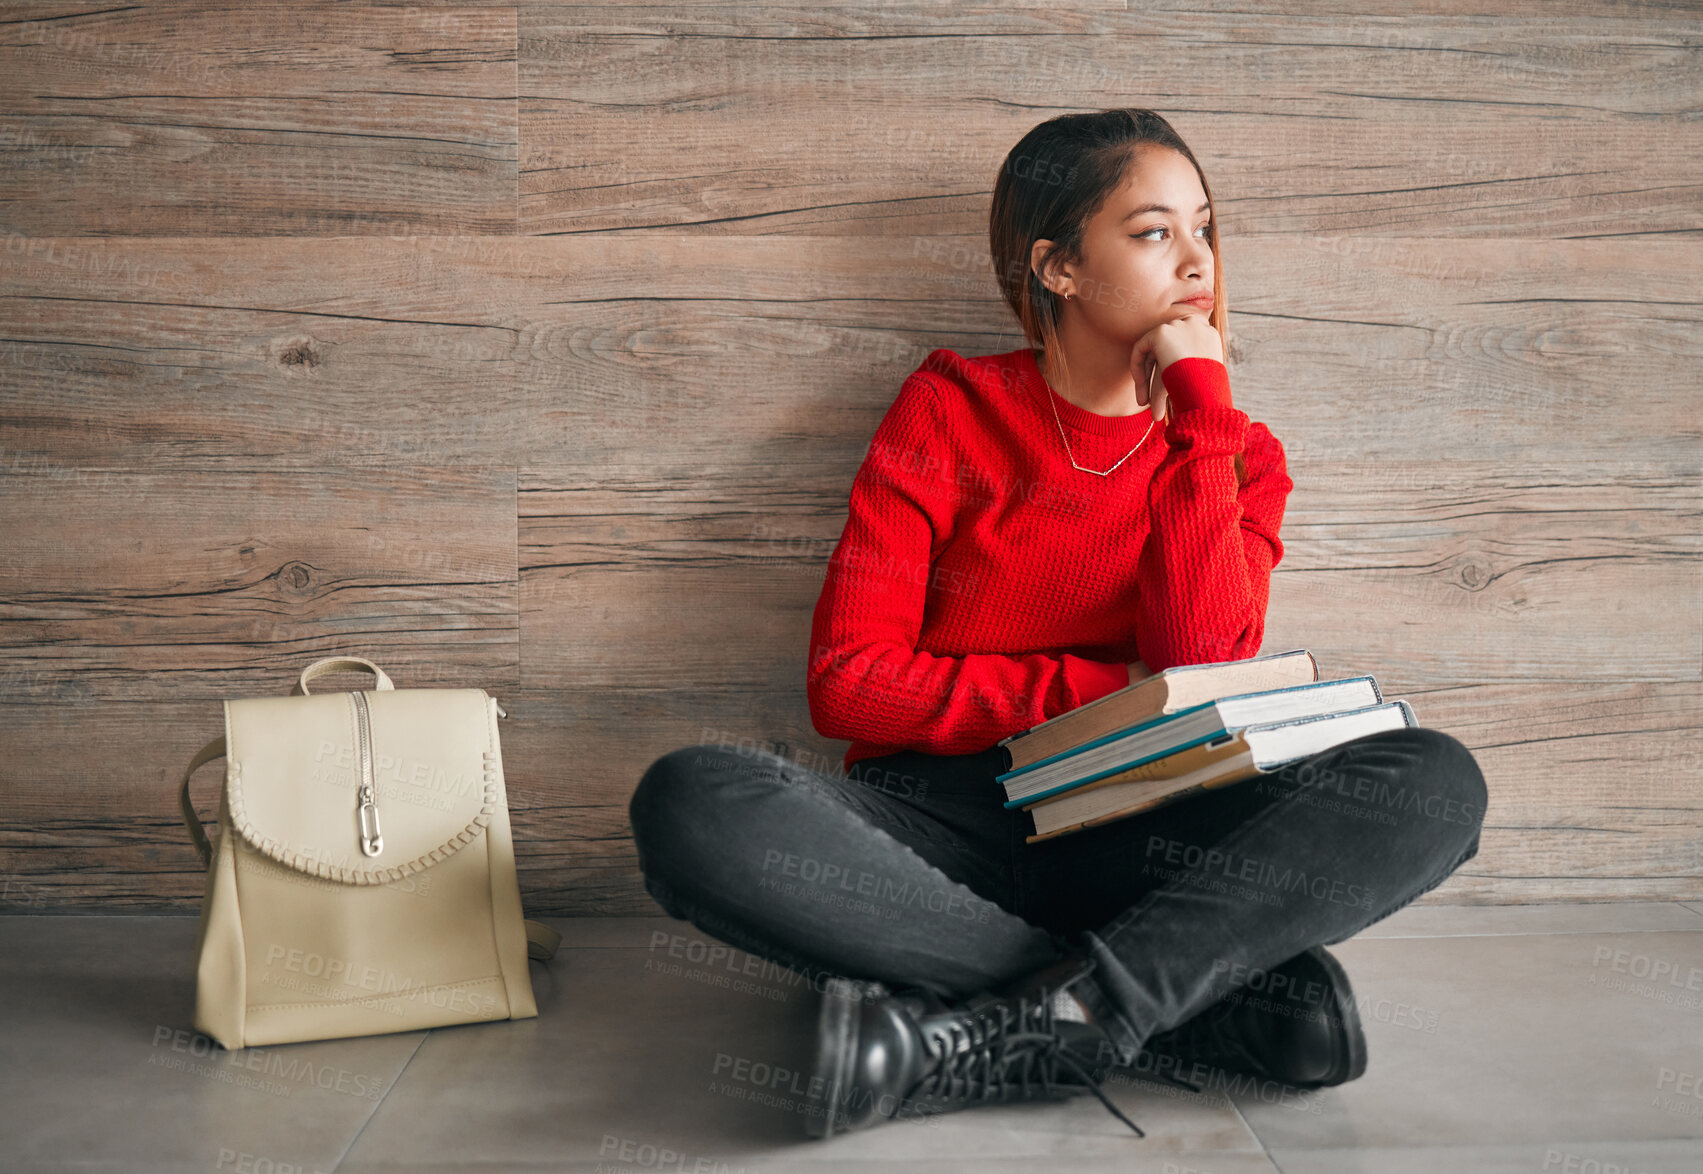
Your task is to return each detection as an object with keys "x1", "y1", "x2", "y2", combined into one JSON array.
[{"x1": 177, "y1": 656, "x2": 561, "y2": 1049}]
